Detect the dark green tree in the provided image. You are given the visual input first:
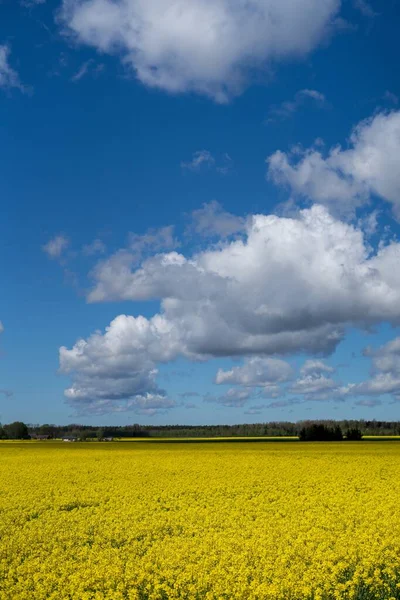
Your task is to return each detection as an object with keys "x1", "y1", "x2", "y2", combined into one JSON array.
[
  {"x1": 346, "y1": 427, "x2": 362, "y2": 440},
  {"x1": 4, "y1": 421, "x2": 29, "y2": 439}
]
